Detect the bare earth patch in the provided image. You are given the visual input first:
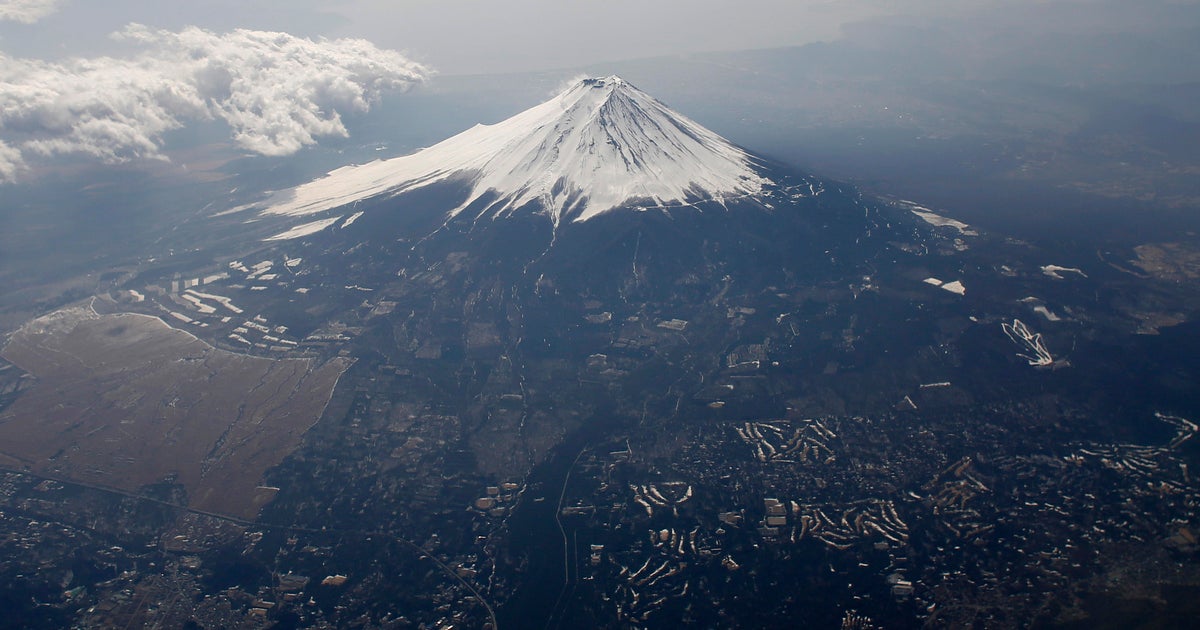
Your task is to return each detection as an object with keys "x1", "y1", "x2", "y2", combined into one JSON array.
[
  {"x1": 0, "y1": 303, "x2": 349, "y2": 519},
  {"x1": 1131, "y1": 242, "x2": 1200, "y2": 282}
]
